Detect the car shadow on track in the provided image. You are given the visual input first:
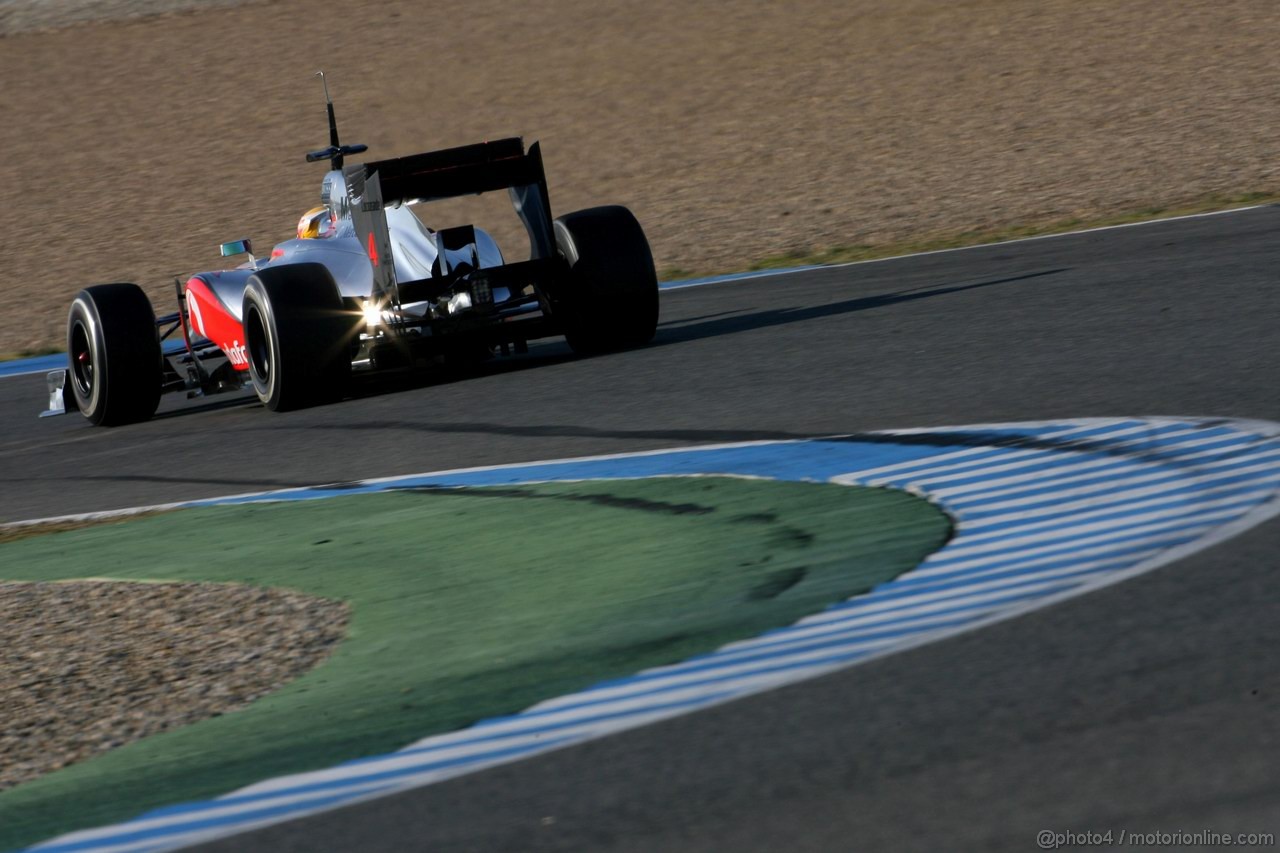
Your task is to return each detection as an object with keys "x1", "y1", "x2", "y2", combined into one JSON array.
[
  {"x1": 143, "y1": 267, "x2": 1067, "y2": 438},
  {"x1": 38, "y1": 471, "x2": 316, "y2": 489},
  {"x1": 651, "y1": 267, "x2": 1069, "y2": 345},
  {"x1": 150, "y1": 393, "x2": 261, "y2": 421}
]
